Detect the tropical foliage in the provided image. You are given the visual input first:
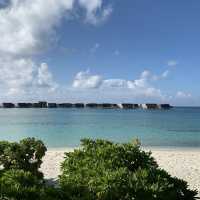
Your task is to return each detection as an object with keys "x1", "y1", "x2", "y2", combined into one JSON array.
[
  {"x1": 0, "y1": 137, "x2": 46, "y2": 179},
  {"x1": 0, "y1": 137, "x2": 198, "y2": 200},
  {"x1": 60, "y1": 138, "x2": 197, "y2": 200}
]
